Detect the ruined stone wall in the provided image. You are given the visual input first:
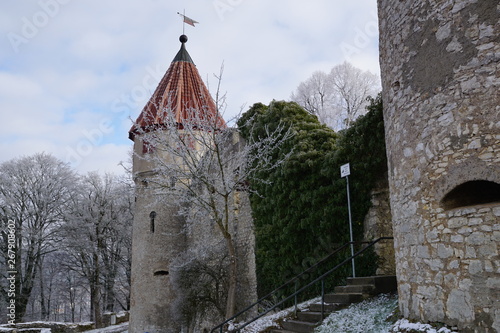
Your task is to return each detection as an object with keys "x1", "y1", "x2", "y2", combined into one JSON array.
[
  {"x1": 196, "y1": 131, "x2": 257, "y2": 328},
  {"x1": 363, "y1": 177, "x2": 395, "y2": 275},
  {"x1": 184, "y1": 189, "x2": 257, "y2": 332},
  {"x1": 378, "y1": 0, "x2": 500, "y2": 331}
]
